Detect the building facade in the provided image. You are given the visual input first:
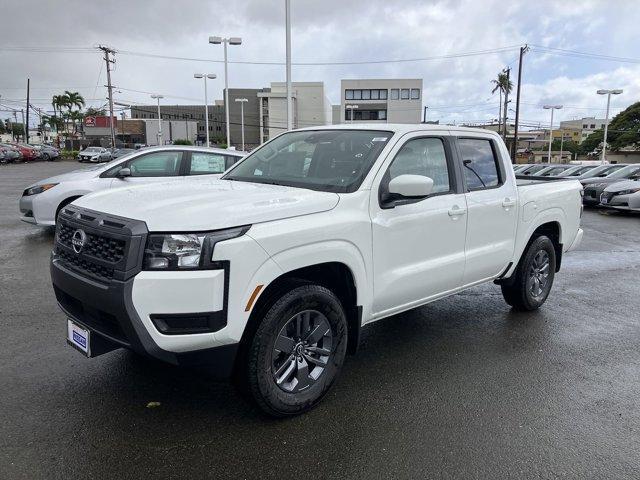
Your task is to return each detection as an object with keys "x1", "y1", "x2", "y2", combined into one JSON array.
[
  {"x1": 340, "y1": 79, "x2": 423, "y2": 124},
  {"x1": 130, "y1": 88, "x2": 265, "y2": 150},
  {"x1": 258, "y1": 82, "x2": 332, "y2": 143},
  {"x1": 559, "y1": 117, "x2": 607, "y2": 144}
]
